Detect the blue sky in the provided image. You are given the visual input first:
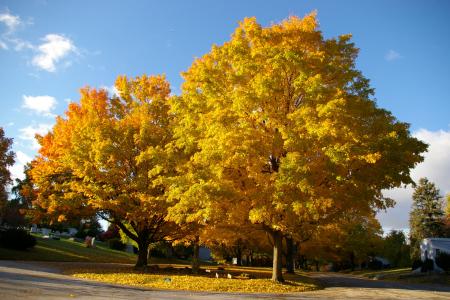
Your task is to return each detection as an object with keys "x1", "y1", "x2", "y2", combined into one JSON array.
[{"x1": 1, "y1": 0, "x2": 449, "y2": 231}]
